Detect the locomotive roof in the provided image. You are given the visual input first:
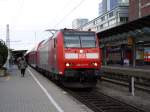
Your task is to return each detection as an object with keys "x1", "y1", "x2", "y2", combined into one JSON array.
[
  {"x1": 60, "y1": 28, "x2": 95, "y2": 33},
  {"x1": 61, "y1": 30, "x2": 95, "y2": 37},
  {"x1": 45, "y1": 29, "x2": 96, "y2": 38}
]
